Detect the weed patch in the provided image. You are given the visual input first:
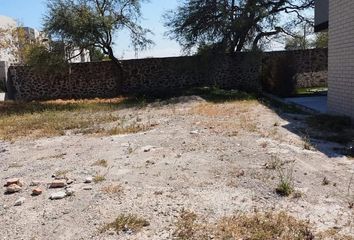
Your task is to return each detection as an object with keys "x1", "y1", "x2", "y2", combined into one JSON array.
[
  {"x1": 101, "y1": 214, "x2": 150, "y2": 234},
  {"x1": 174, "y1": 211, "x2": 317, "y2": 240}
]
